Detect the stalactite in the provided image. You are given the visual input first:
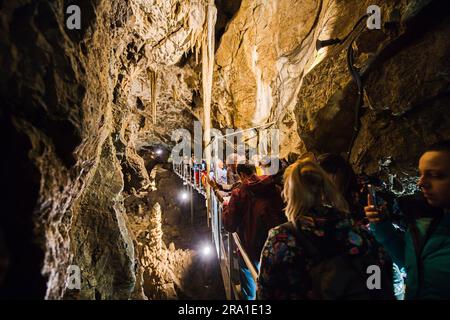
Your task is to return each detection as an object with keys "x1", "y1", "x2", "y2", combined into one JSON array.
[
  {"x1": 251, "y1": 45, "x2": 273, "y2": 125},
  {"x1": 201, "y1": 1, "x2": 217, "y2": 163},
  {"x1": 201, "y1": 2, "x2": 217, "y2": 222}
]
